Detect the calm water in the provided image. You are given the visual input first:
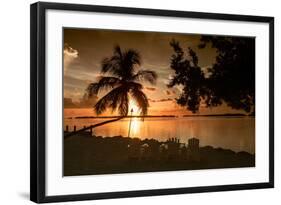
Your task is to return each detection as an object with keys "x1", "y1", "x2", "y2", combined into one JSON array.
[{"x1": 64, "y1": 109, "x2": 255, "y2": 154}]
